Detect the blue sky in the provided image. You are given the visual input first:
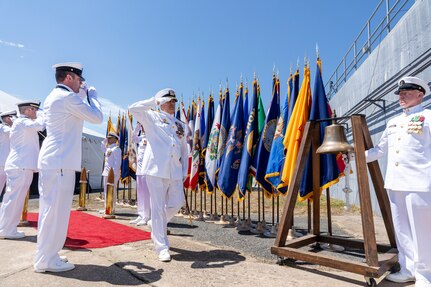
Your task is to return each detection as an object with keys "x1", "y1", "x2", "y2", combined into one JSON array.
[{"x1": 0, "y1": 0, "x2": 389, "y2": 135}]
